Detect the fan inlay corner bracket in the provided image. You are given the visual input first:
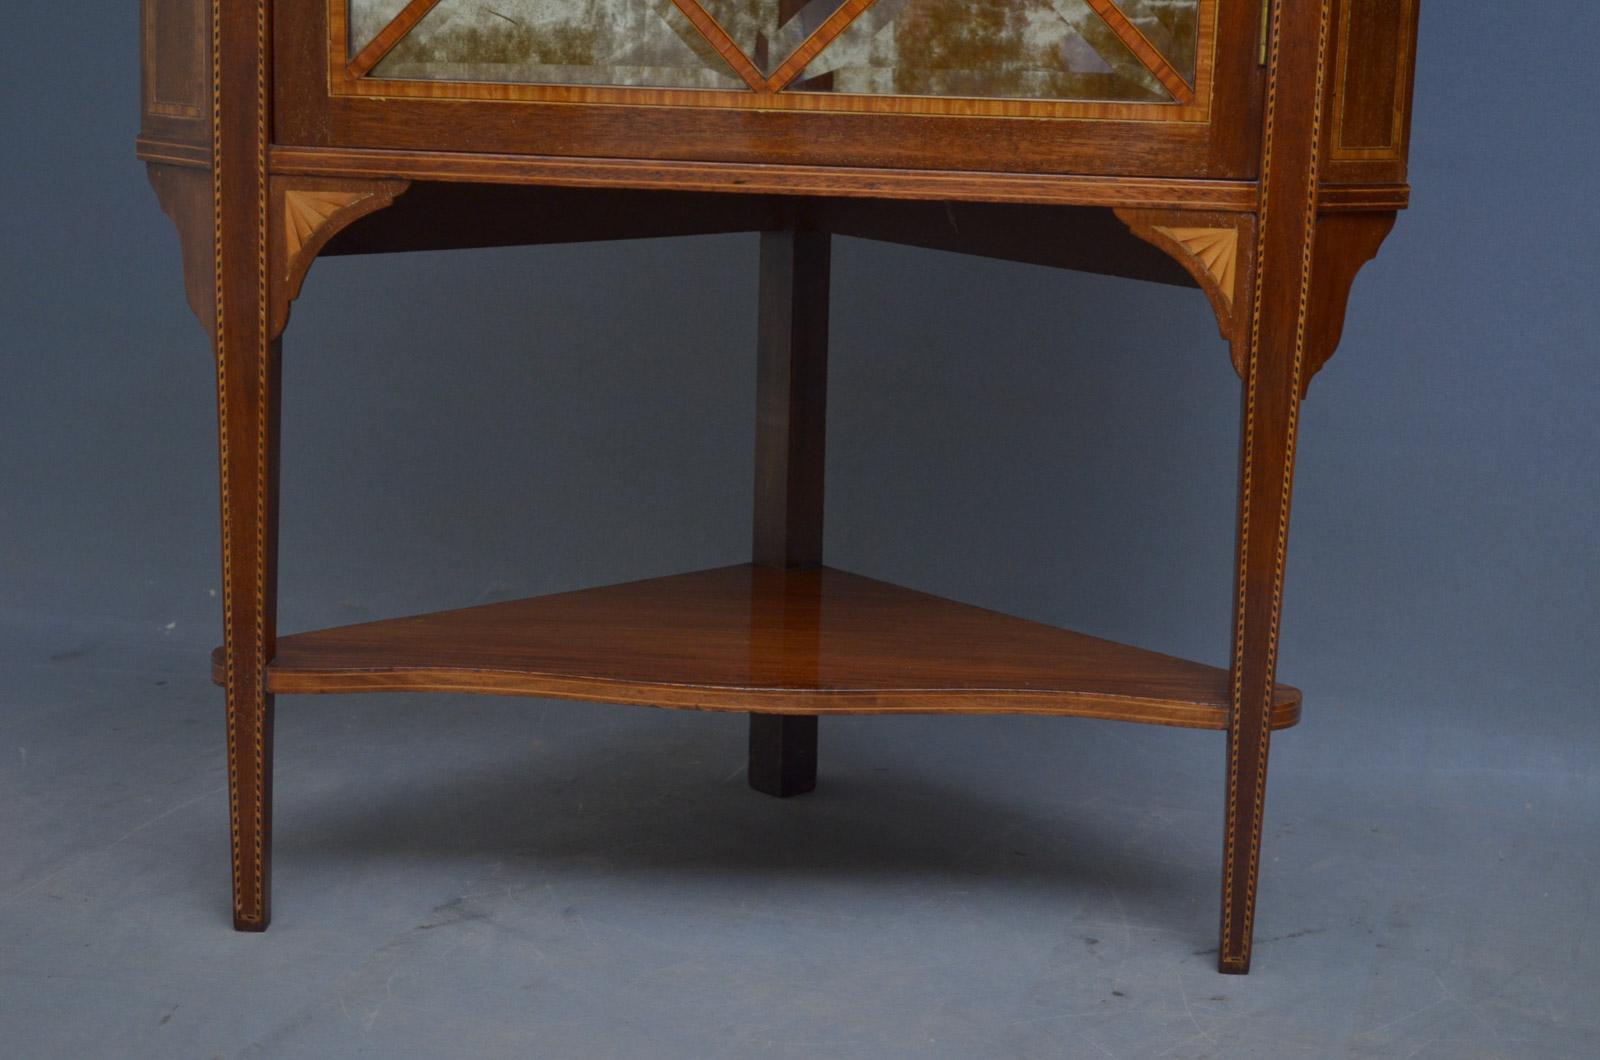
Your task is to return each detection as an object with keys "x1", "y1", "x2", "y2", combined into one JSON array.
[{"x1": 270, "y1": 178, "x2": 410, "y2": 339}]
